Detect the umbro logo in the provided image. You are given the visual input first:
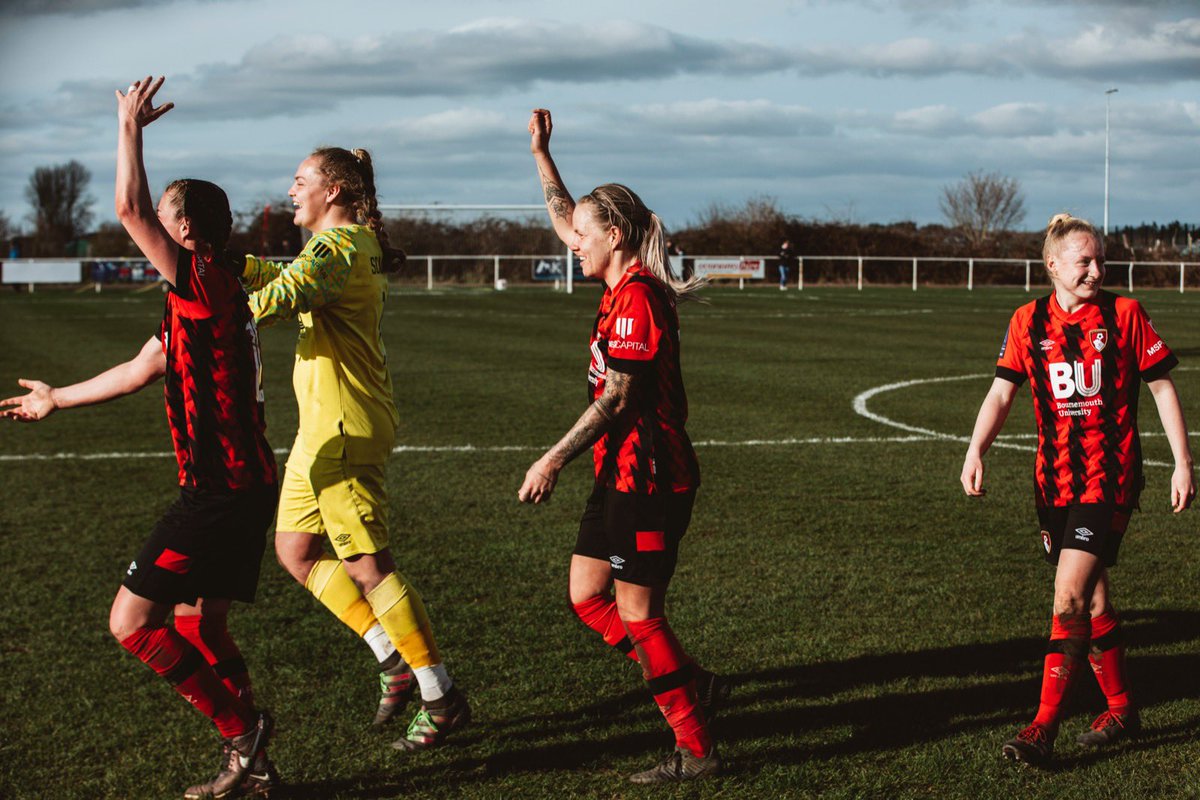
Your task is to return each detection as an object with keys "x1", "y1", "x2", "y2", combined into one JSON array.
[
  {"x1": 1039, "y1": 339, "x2": 1056, "y2": 352},
  {"x1": 1050, "y1": 665, "x2": 1072, "y2": 680},
  {"x1": 1074, "y1": 527, "x2": 1094, "y2": 541},
  {"x1": 127, "y1": 560, "x2": 138, "y2": 576},
  {"x1": 335, "y1": 533, "x2": 351, "y2": 544},
  {"x1": 609, "y1": 555, "x2": 625, "y2": 570}
]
